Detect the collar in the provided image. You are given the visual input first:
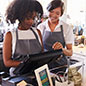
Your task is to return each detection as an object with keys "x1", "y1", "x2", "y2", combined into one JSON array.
[{"x1": 46, "y1": 19, "x2": 63, "y2": 31}]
